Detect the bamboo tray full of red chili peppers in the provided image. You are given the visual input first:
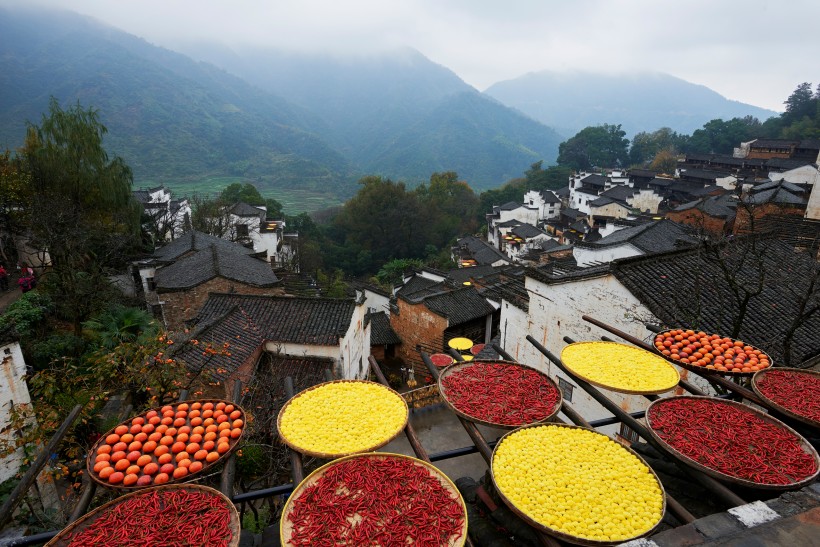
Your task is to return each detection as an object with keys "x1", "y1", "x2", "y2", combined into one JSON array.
[
  {"x1": 280, "y1": 453, "x2": 467, "y2": 547},
  {"x1": 752, "y1": 368, "x2": 820, "y2": 430},
  {"x1": 646, "y1": 396, "x2": 820, "y2": 490},
  {"x1": 438, "y1": 360, "x2": 562, "y2": 429},
  {"x1": 45, "y1": 484, "x2": 240, "y2": 547}
]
